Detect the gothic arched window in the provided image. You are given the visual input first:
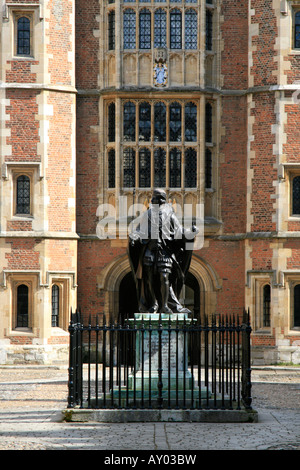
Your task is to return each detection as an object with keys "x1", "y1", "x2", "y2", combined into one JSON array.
[
  {"x1": 108, "y1": 149, "x2": 116, "y2": 188},
  {"x1": 139, "y1": 148, "x2": 151, "y2": 188},
  {"x1": 139, "y1": 102, "x2": 151, "y2": 141},
  {"x1": 123, "y1": 9, "x2": 136, "y2": 49},
  {"x1": 170, "y1": 9, "x2": 182, "y2": 49},
  {"x1": 205, "y1": 148, "x2": 212, "y2": 189},
  {"x1": 16, "y1": 175, "x2": 30, "y2": 215},
  {"x1": 17, "y1": 284, "x2": 29, "y2": 328},
  {"x1": 123, "y1": 148, "x2": 136, "y2": 187},
  {"x1": 17, "y1": 17, "x2": 30, "y2": 55},
  {"x1": 169, "y1": 102, "x2": 182, "y2": 142},
  {"x1": 263, "y1": 284, "x2": 271, "y2": 328},
  {"x1": 108, "y1": 10, "x2": 115, "y2": 50},
  {"x1": 185, "y1": 9, "x2": 197, "y2": 49},
  {"x1": 170, "y1": 148, "x2": 181, "y2": 188},
  {"x1": 154, "y1": 9, "x2": 167, "y2": 48},
  {"x1": 52, "y1": 285, "x2": 60, "y2": 327},
  {"x1": 154, "y1": 148, "x2": 166, "y2": 187},
  {"x1": 206, "y1": 9, "x2": 213, "y2": 51},
  {"x1": 108, "y1": 103, "x2": 115, "y2": 142},
  {"x1": 124, "y1": 102, "x2": 136, "y2": 141},
  {"x1": 185, "y1": 102, "x2": 197, "y2": 142},
  {"x1": 185, "y1": 148, "x2": 197, "y2": 188},
  {"x1": 139, "y1": 9, "x2": 151, "y2": 49},
  {"x1": 154, "y1": 102, "x2": 166, "y2": 142}
]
